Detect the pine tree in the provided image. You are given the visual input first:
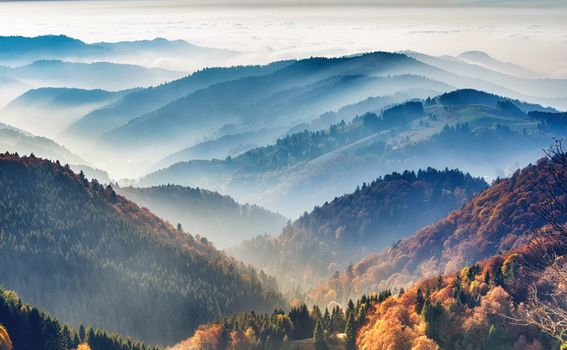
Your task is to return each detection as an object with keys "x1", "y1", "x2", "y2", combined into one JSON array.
[
  {"x1": 313, "y1": 320, "x2": 328, "y2": 350},
  {"x1": 323, "y1": 308, "x2": 330, "y2": 331},
  {"x1": 416, "y1": 288, "x2": 425, "y2": 314},
  {"x1": 494, "y1": 266, "x2": 505, "y2": 286},
  {"x1": 347, "y1": 299, "x2": 355, "y2": 316},
  {"x1": 345, "y1": 311, "x2": 356, "y2": 350},
  {"x1": 79, "y1": 324, "x2": 86, "y2": 343},
  {"x1": 218, "y1": 319, "x2": 230, "y2": 350}
]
